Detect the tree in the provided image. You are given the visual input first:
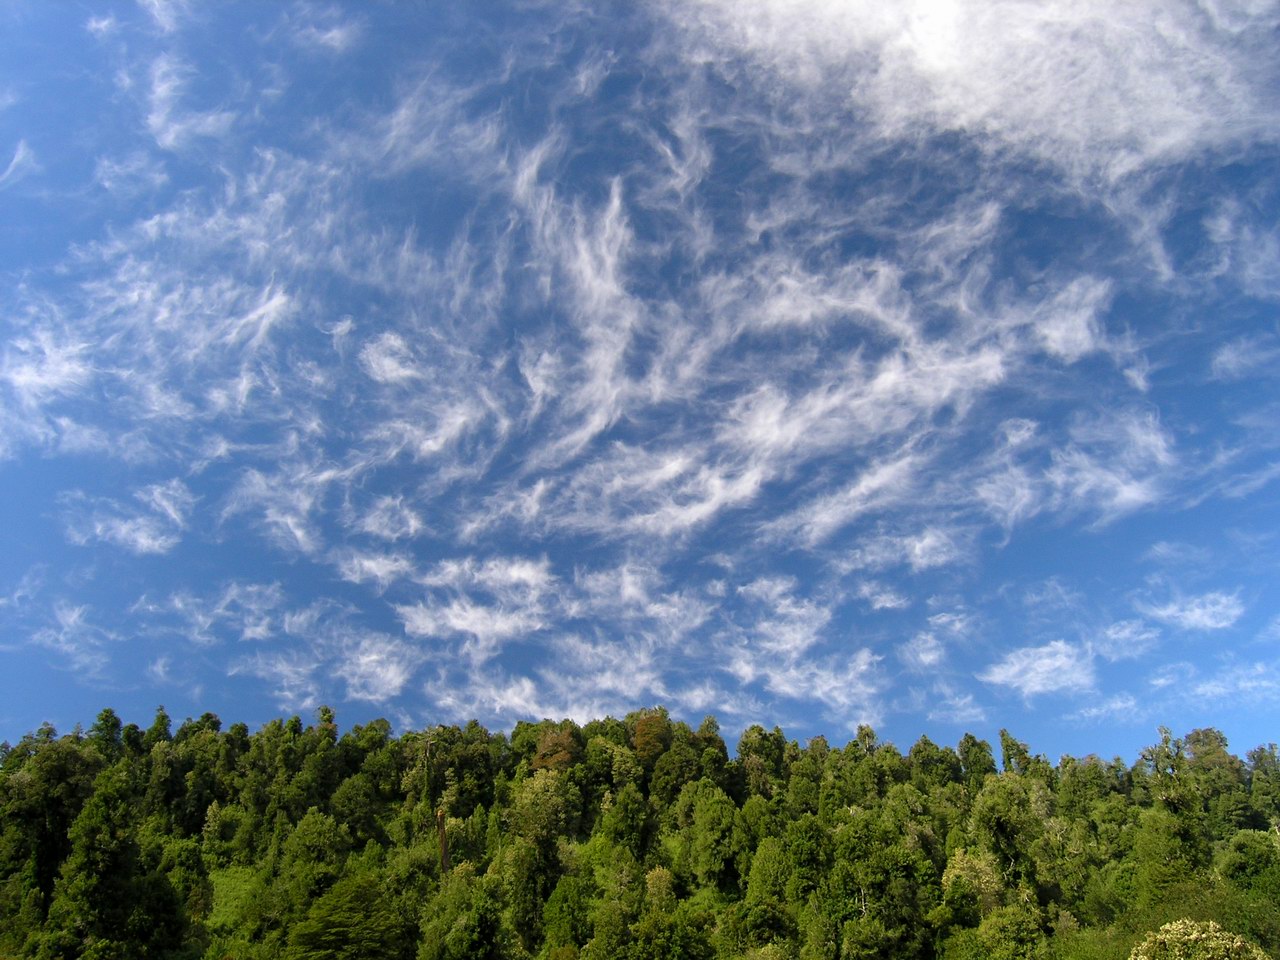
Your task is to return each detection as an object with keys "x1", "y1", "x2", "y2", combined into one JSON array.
[
  {"x1": 285, "y1": 868, "x2": 410, "y2": 960},
  {"x1": 670, "y1": 780, "x2": 746, "y2": 893},
  {"x1": 38, "y1": 766, "x2": 185, "y2": 959},
  {"x1": 1129, "y1": 919, "x2": 1267, "y2": 959},
  {"x1": 958, "y1": 734, "x2": 997, "y2": 795}
]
